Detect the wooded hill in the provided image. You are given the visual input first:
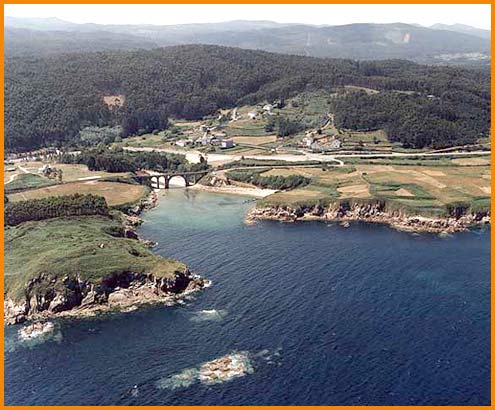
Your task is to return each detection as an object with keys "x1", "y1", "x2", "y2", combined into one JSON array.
[{"x1": 5, "y1": 44, "x2": 490, "y2": 151}]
